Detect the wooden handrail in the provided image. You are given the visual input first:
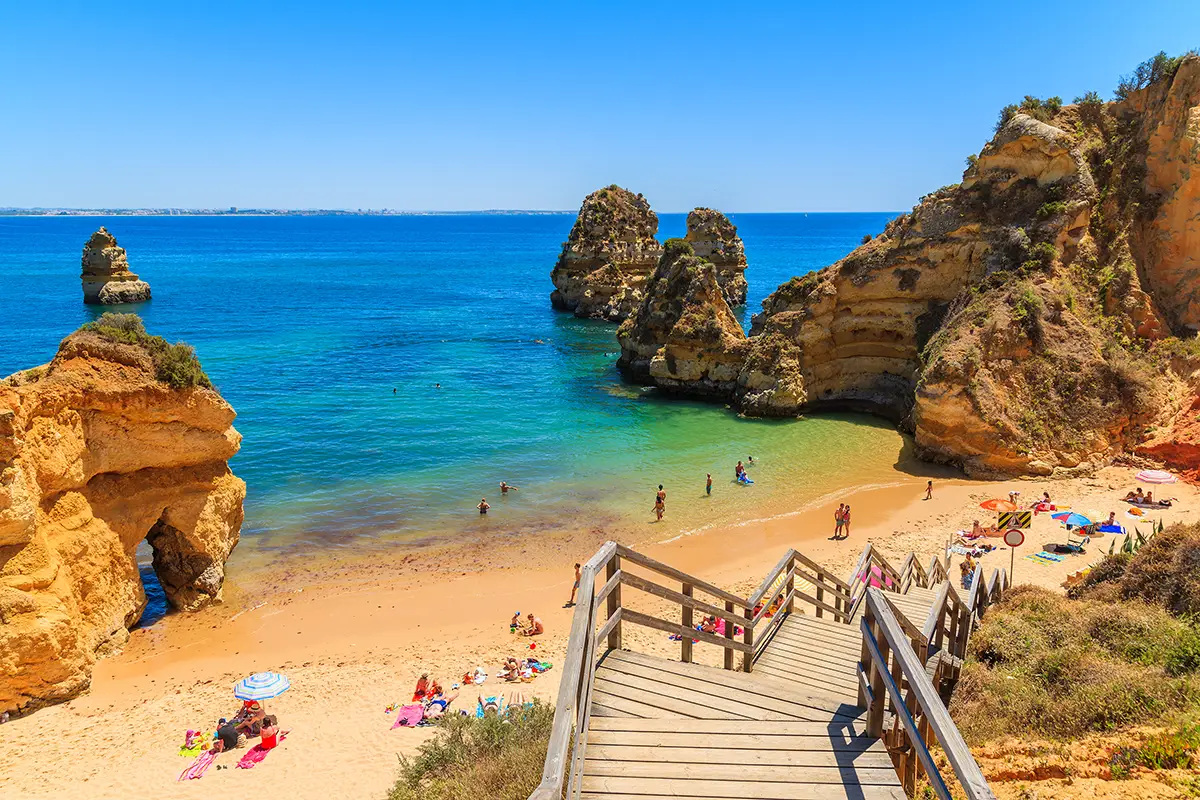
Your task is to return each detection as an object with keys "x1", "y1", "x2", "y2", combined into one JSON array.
[
  {"x1": 860, "y1": 588, "x2": 997, "y2": 800},
  {"x1": 531, "y1": 542, "x2": 616, "y2": 800},
  {"x1": 615, "y1": 543, "x2": 752, "y2": 610}
]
